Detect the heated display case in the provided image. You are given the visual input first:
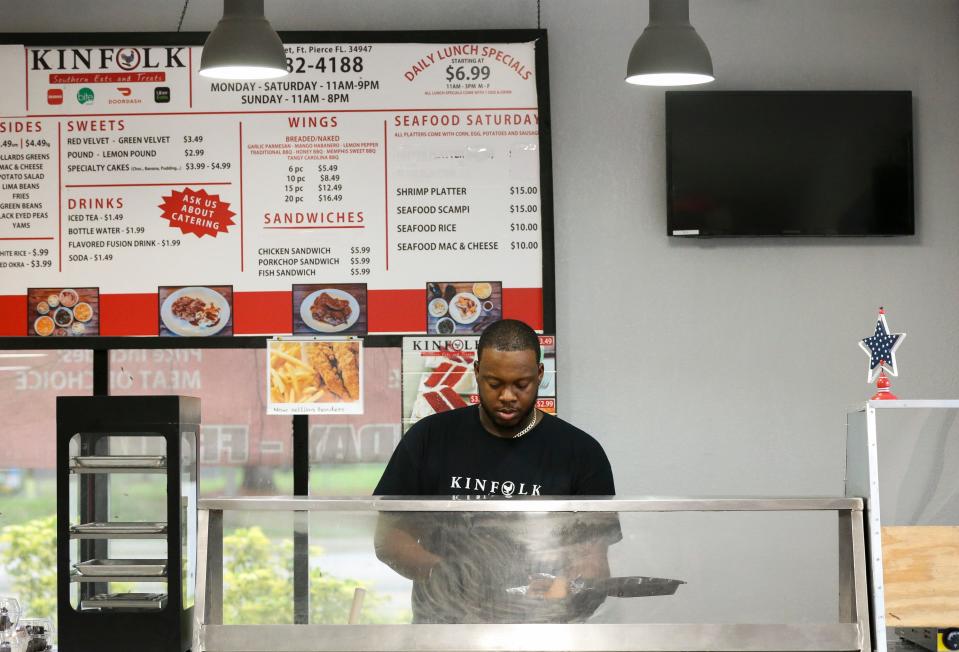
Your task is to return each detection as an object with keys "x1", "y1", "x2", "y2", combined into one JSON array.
[{"x1": 57, "y1": 395, "x2": 199, "y2": 652}]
